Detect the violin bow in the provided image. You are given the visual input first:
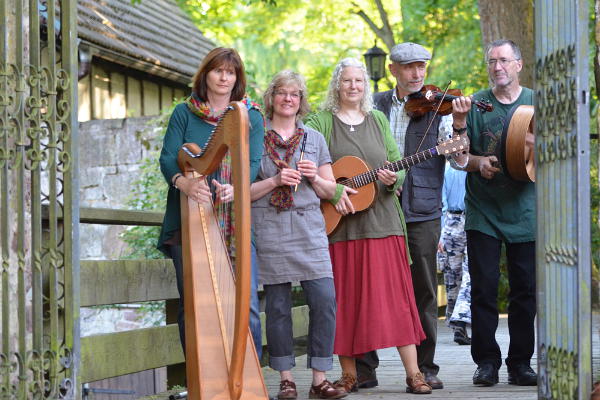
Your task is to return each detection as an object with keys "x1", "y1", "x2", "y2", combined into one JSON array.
[
  {"x1": 416, "y1": 81, "x2": 453, "y2": 152},
  {"x1": 294, "y1": 130, "x2": 308, "y2": 192}
]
